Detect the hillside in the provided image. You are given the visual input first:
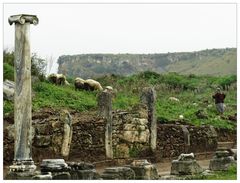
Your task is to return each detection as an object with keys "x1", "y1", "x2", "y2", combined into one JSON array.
[
  {"x1": 57, "y1": 48, "x2": 236, "y2": 78},
  {"x1": 4, "y1": 72, "x2": 237, "y2": 129}
]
